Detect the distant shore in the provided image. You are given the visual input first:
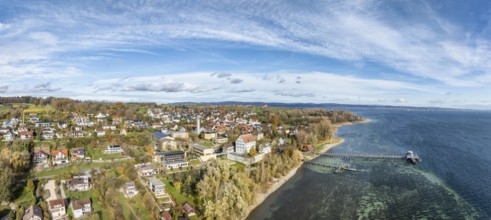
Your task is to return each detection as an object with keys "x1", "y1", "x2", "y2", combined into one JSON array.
[{"x1": 244, "y1": 119, "x2": 369, "y2": 219}]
